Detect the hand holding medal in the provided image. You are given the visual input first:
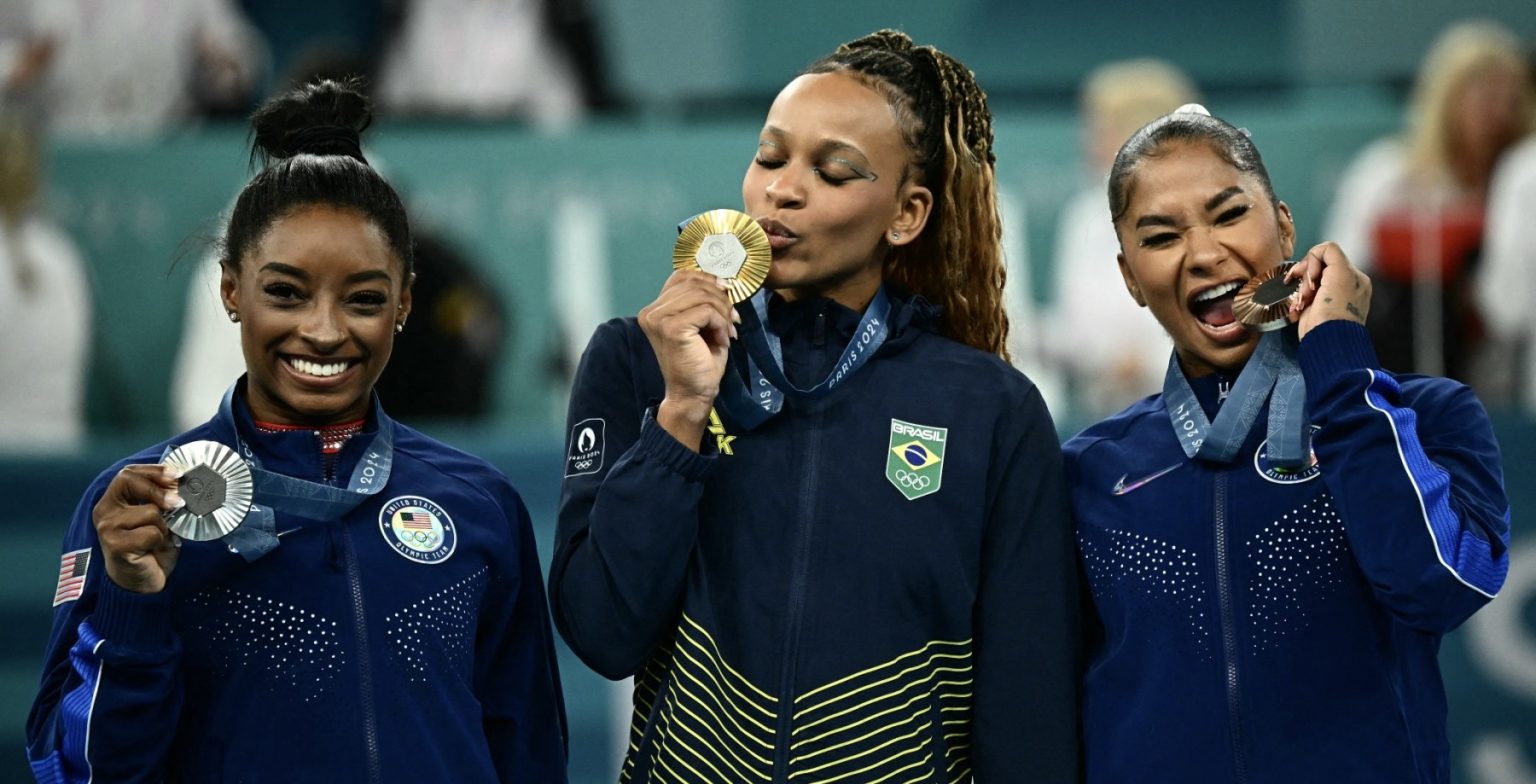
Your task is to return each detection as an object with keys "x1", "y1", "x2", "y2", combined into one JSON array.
[{"x1": 1282, "y1": 241, "x2": 1372, "y2": 340}]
